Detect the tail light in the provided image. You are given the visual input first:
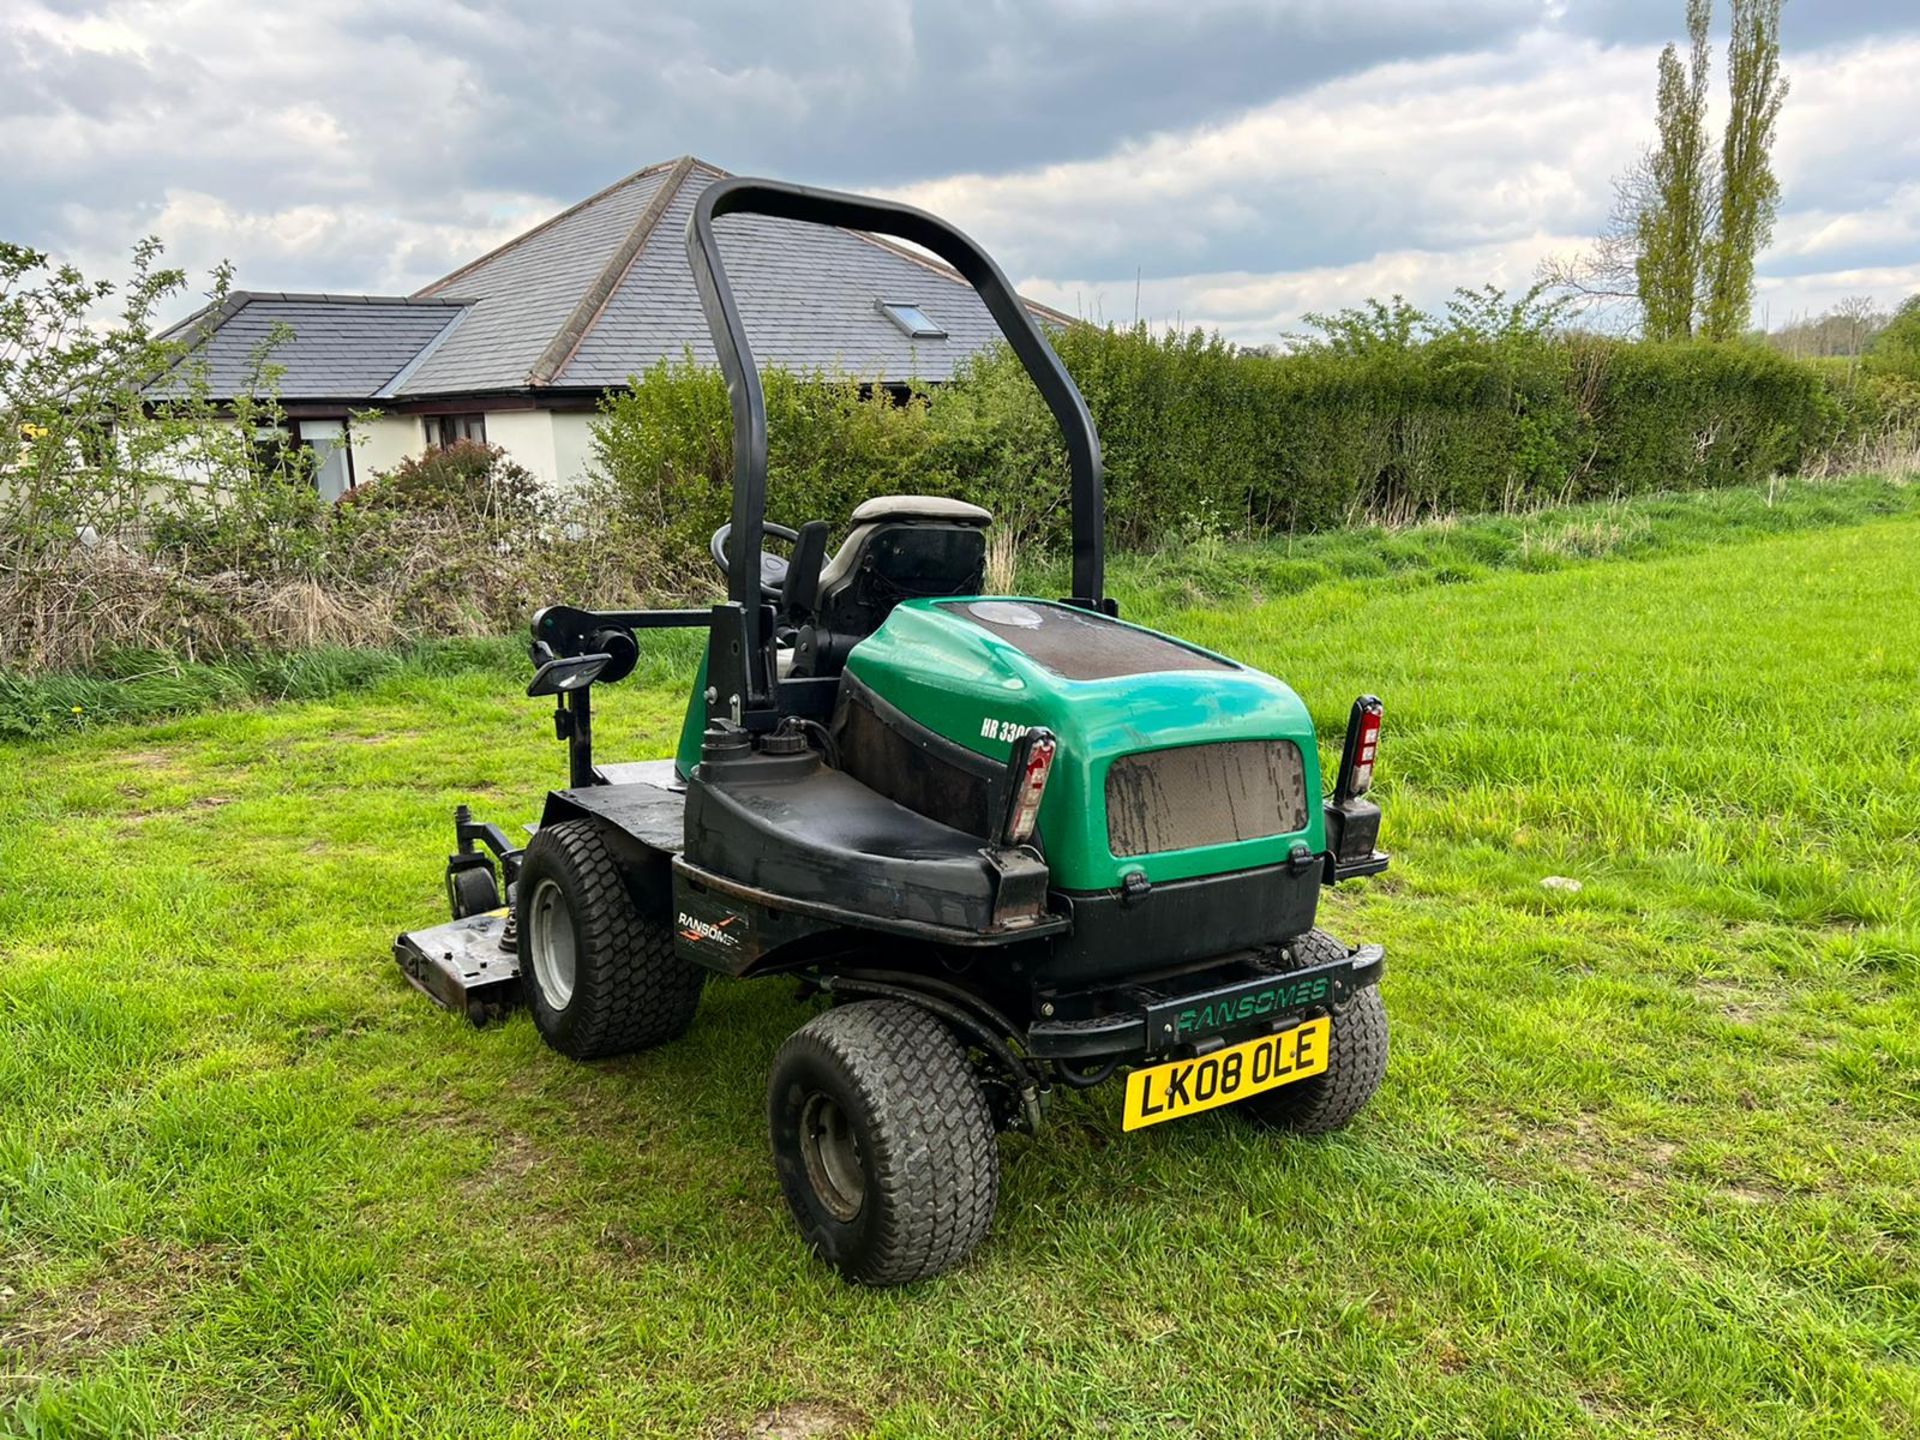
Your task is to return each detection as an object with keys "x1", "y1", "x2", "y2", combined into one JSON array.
[
  {"x1": 1334, "y1": 696, "x2": 1383, "y2": 803},
  {"x1": 999, "y1": 728, "x2": 1057, "y2": 848}
]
